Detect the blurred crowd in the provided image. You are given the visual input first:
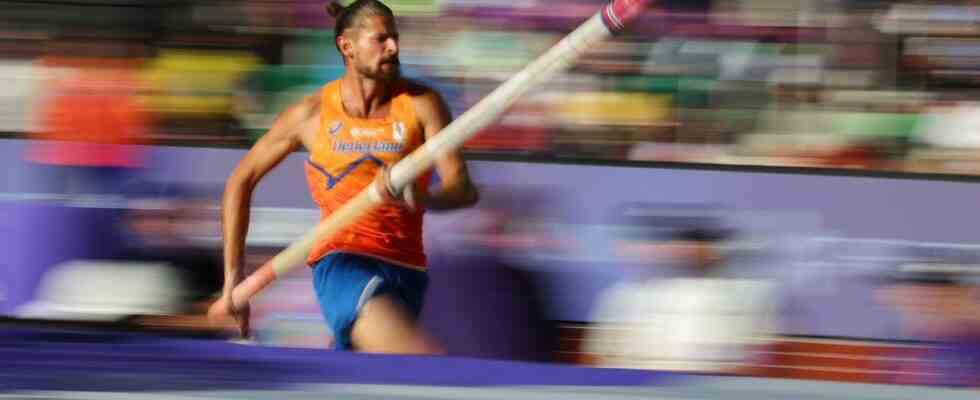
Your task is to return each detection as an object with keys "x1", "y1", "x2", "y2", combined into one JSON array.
[
  {"x1": 580, "y1": 205, "x2": 980, "y2": 387},
  {"x1": 8, "y1": 1, "x2": 980, "y2": 174}
]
